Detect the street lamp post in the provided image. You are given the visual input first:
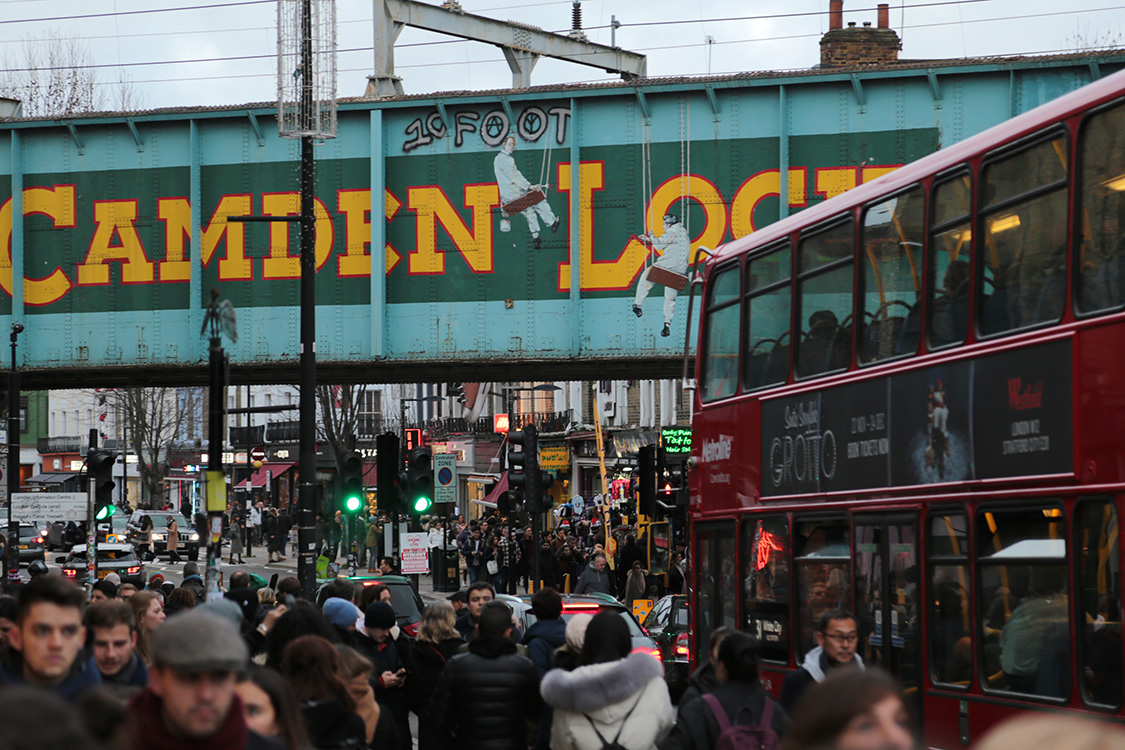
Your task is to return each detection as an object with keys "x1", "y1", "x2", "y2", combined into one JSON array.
[{"x1": 5, "y1": 323, "x2": 22, "y2": 584}]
